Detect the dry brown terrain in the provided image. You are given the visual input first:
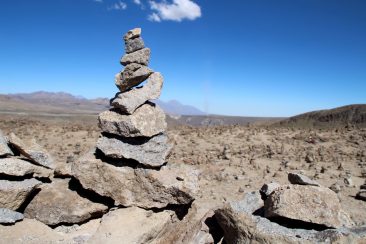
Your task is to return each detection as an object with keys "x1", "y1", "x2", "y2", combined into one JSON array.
[{"x1": 1, "y1": 112, "x2": 365, "y2": 228}]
